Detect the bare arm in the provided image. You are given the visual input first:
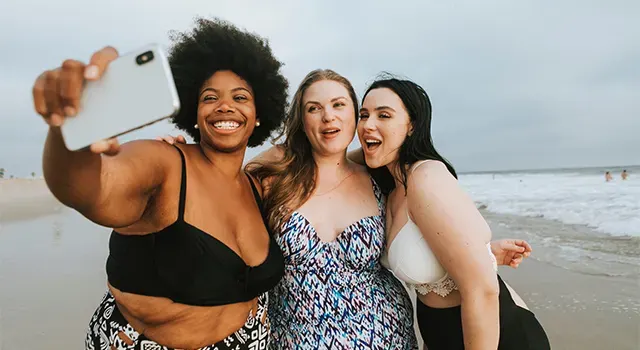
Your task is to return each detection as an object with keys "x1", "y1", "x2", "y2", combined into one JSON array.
[
  {"x1": 33, "y1": 46, "x2": 176, "y2": 228},
  {"x1": 408, "y1": 161, "x2": 499, "y2": 350},
  {"x1": 43, "y1": 129, "x2": 172, "y2": 228}
]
